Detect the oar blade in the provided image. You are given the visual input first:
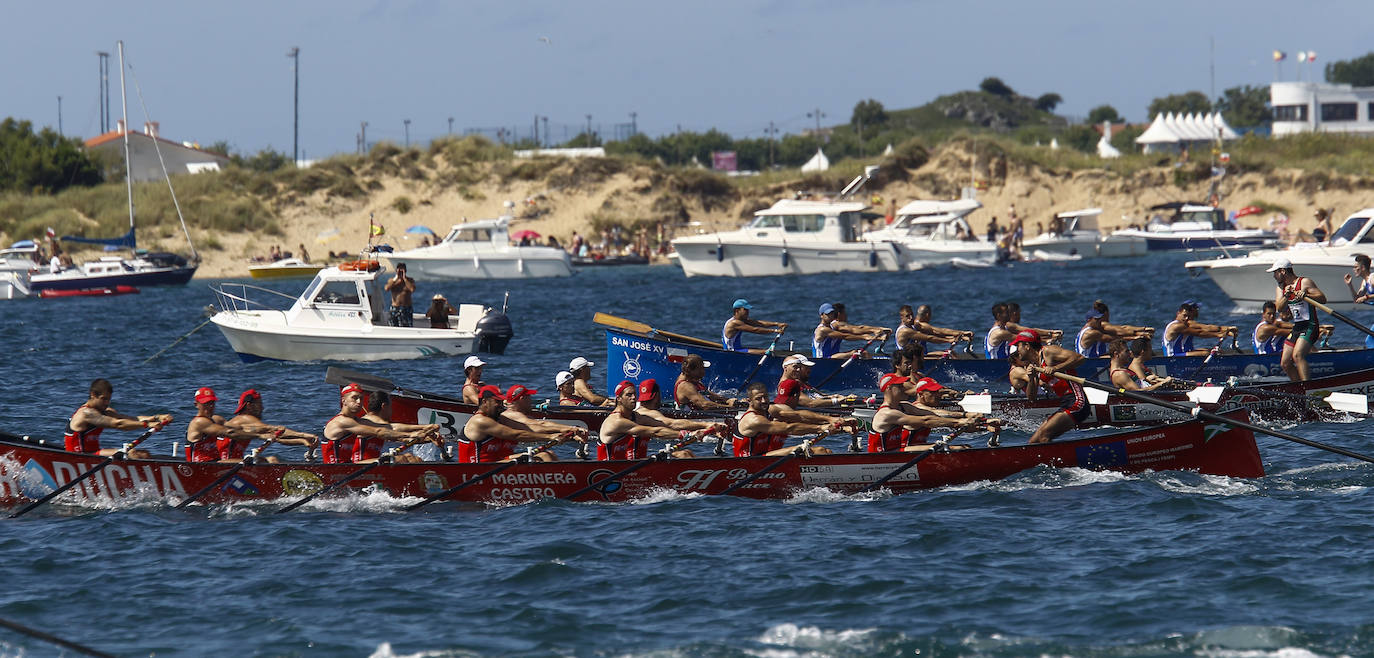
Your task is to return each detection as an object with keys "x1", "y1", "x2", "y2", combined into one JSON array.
[
  {"x1": 957, "y1": 394, "x2": 992, "y2": 414},
  {"x1": 1324, "y1": 391, "x2": 1368, "y2": 414},
  {"x1": 1187, "y1": 386, "x2": 1226, "y2": 405},
  {"x1": 1084, "y1": 386, "x2": 1110, "y2": 405},
  {"x1": 324, "y1": 367, "x2": 395, "y2": 392}
]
